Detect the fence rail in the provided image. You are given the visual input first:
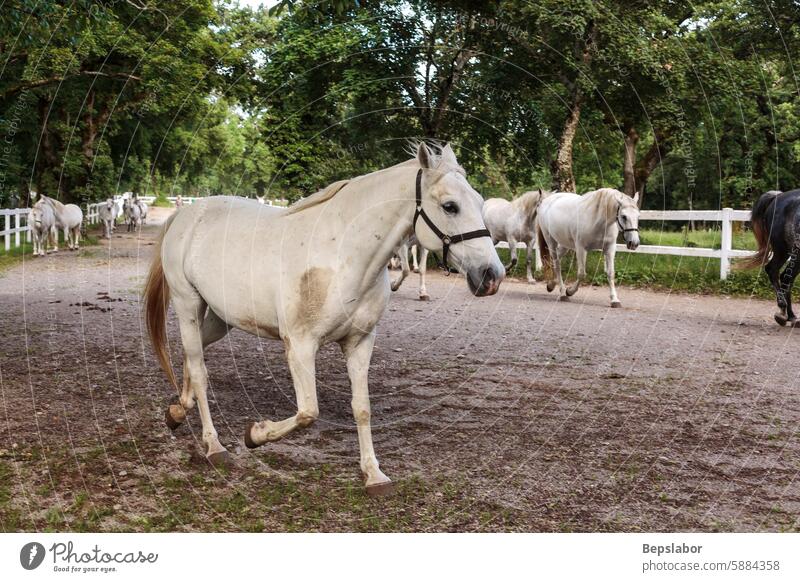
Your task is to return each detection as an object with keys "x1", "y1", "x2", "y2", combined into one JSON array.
[
  {"x1": 5, "y1": 204, "x2": 757, "y2": 278},
  {"x1": 497, "y1": 207, "x2": 752, "y2": 280}
]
